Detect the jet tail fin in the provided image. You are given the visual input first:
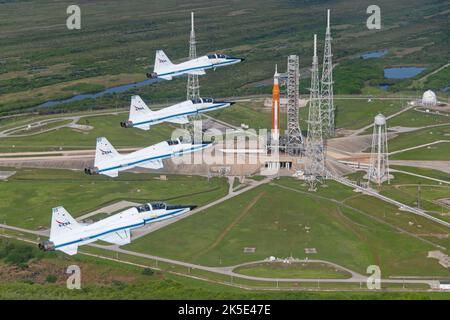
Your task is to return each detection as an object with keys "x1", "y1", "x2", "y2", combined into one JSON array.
[
  {"x1": 129, "y1": 95, "x2": 153, "y2": 123},
  {"x1": 154, "y1": 50, "x2": 173, "y2": 73},
  {"x1": 94, "y1": 137, "x2": 120, "y2": 167},
  {"x1": 50, "y1": 207, "x2": 82, "y2": 241}
]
